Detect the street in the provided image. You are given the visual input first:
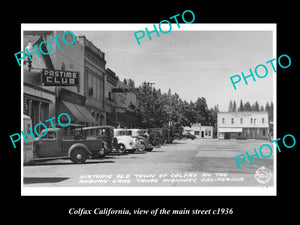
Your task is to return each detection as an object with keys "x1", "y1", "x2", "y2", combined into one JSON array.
[{"x1": 23, "y1": 138, "x2": 274, "y2": 187}]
